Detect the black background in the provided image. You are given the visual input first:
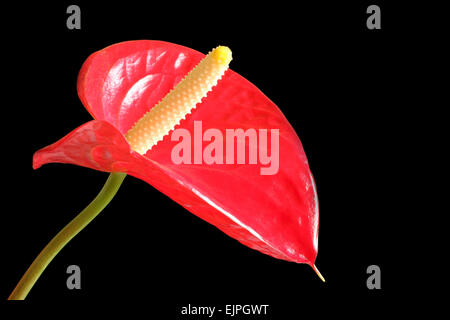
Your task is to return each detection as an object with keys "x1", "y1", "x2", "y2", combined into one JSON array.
[{"x1": 1, "y1": 0, "x2": 435, "y2": 316}]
